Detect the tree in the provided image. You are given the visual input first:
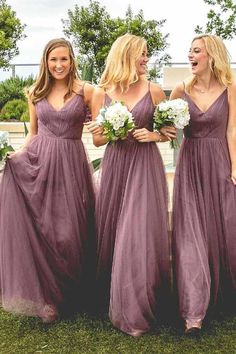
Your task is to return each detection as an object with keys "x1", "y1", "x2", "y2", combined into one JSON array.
[
  {"x1": 0, "y1": 0, "x2": 25, "y2": 68},
  {"x1": 195, "y1": 0, "x2": 236, "y2": 39},
  {"x1": 62, "y1": 0, "x2": 170, "y2": 82}
]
